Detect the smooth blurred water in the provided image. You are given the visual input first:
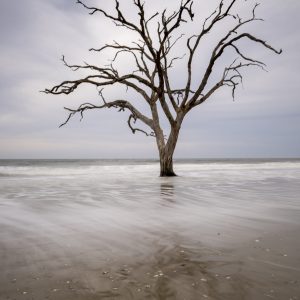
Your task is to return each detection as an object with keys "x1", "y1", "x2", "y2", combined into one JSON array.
[{"x1": 0, "y1": 159, "x2": 299, "y2": 299}]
